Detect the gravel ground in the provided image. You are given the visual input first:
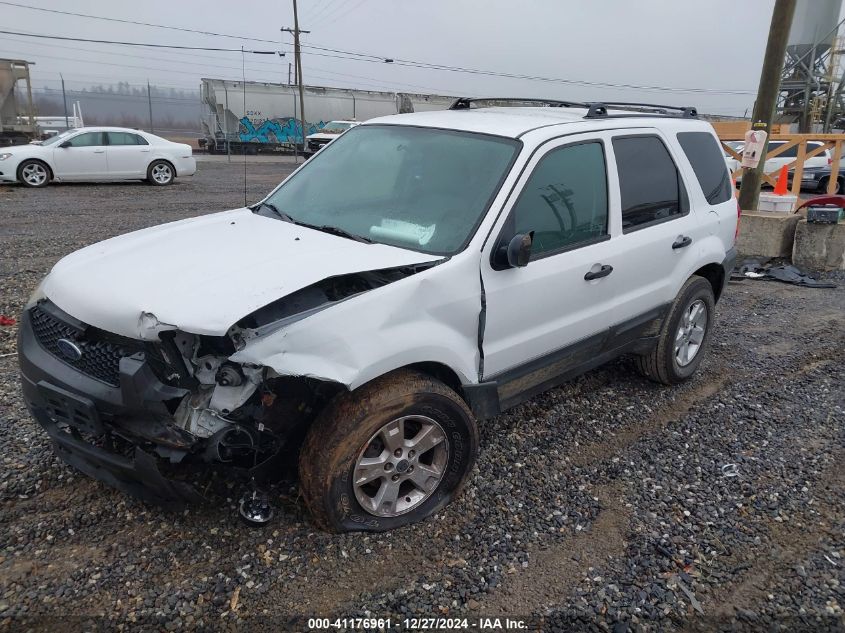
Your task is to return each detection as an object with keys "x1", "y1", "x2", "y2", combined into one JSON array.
[{"x1": 0, "y1": 163, "x2": 843, "y2": 632}]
